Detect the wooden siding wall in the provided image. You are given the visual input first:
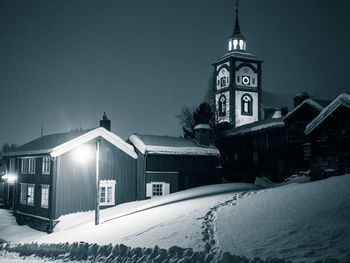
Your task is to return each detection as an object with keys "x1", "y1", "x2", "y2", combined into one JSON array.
[
  {"x1": 136, "y1": 153, "x2": 145, "y2": 200},
  {"x1": 145, "y1": 172, "x2": 179, "y2": 194},
  {"x1": 310, "y1": 107, "x2": 350, "y2": 178},
  {"x1": 16, "y1": 156, "x2": 53, "y2": 219},
  {"x1": 218, "y1": 127, "x2": 288, "y2": 183},
  {"x1": 139, "y1": 154, "x2": 218, "y2": 199},
  {"x1": 54, "y1": 138, "x2": 137, "y2": 219}
]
